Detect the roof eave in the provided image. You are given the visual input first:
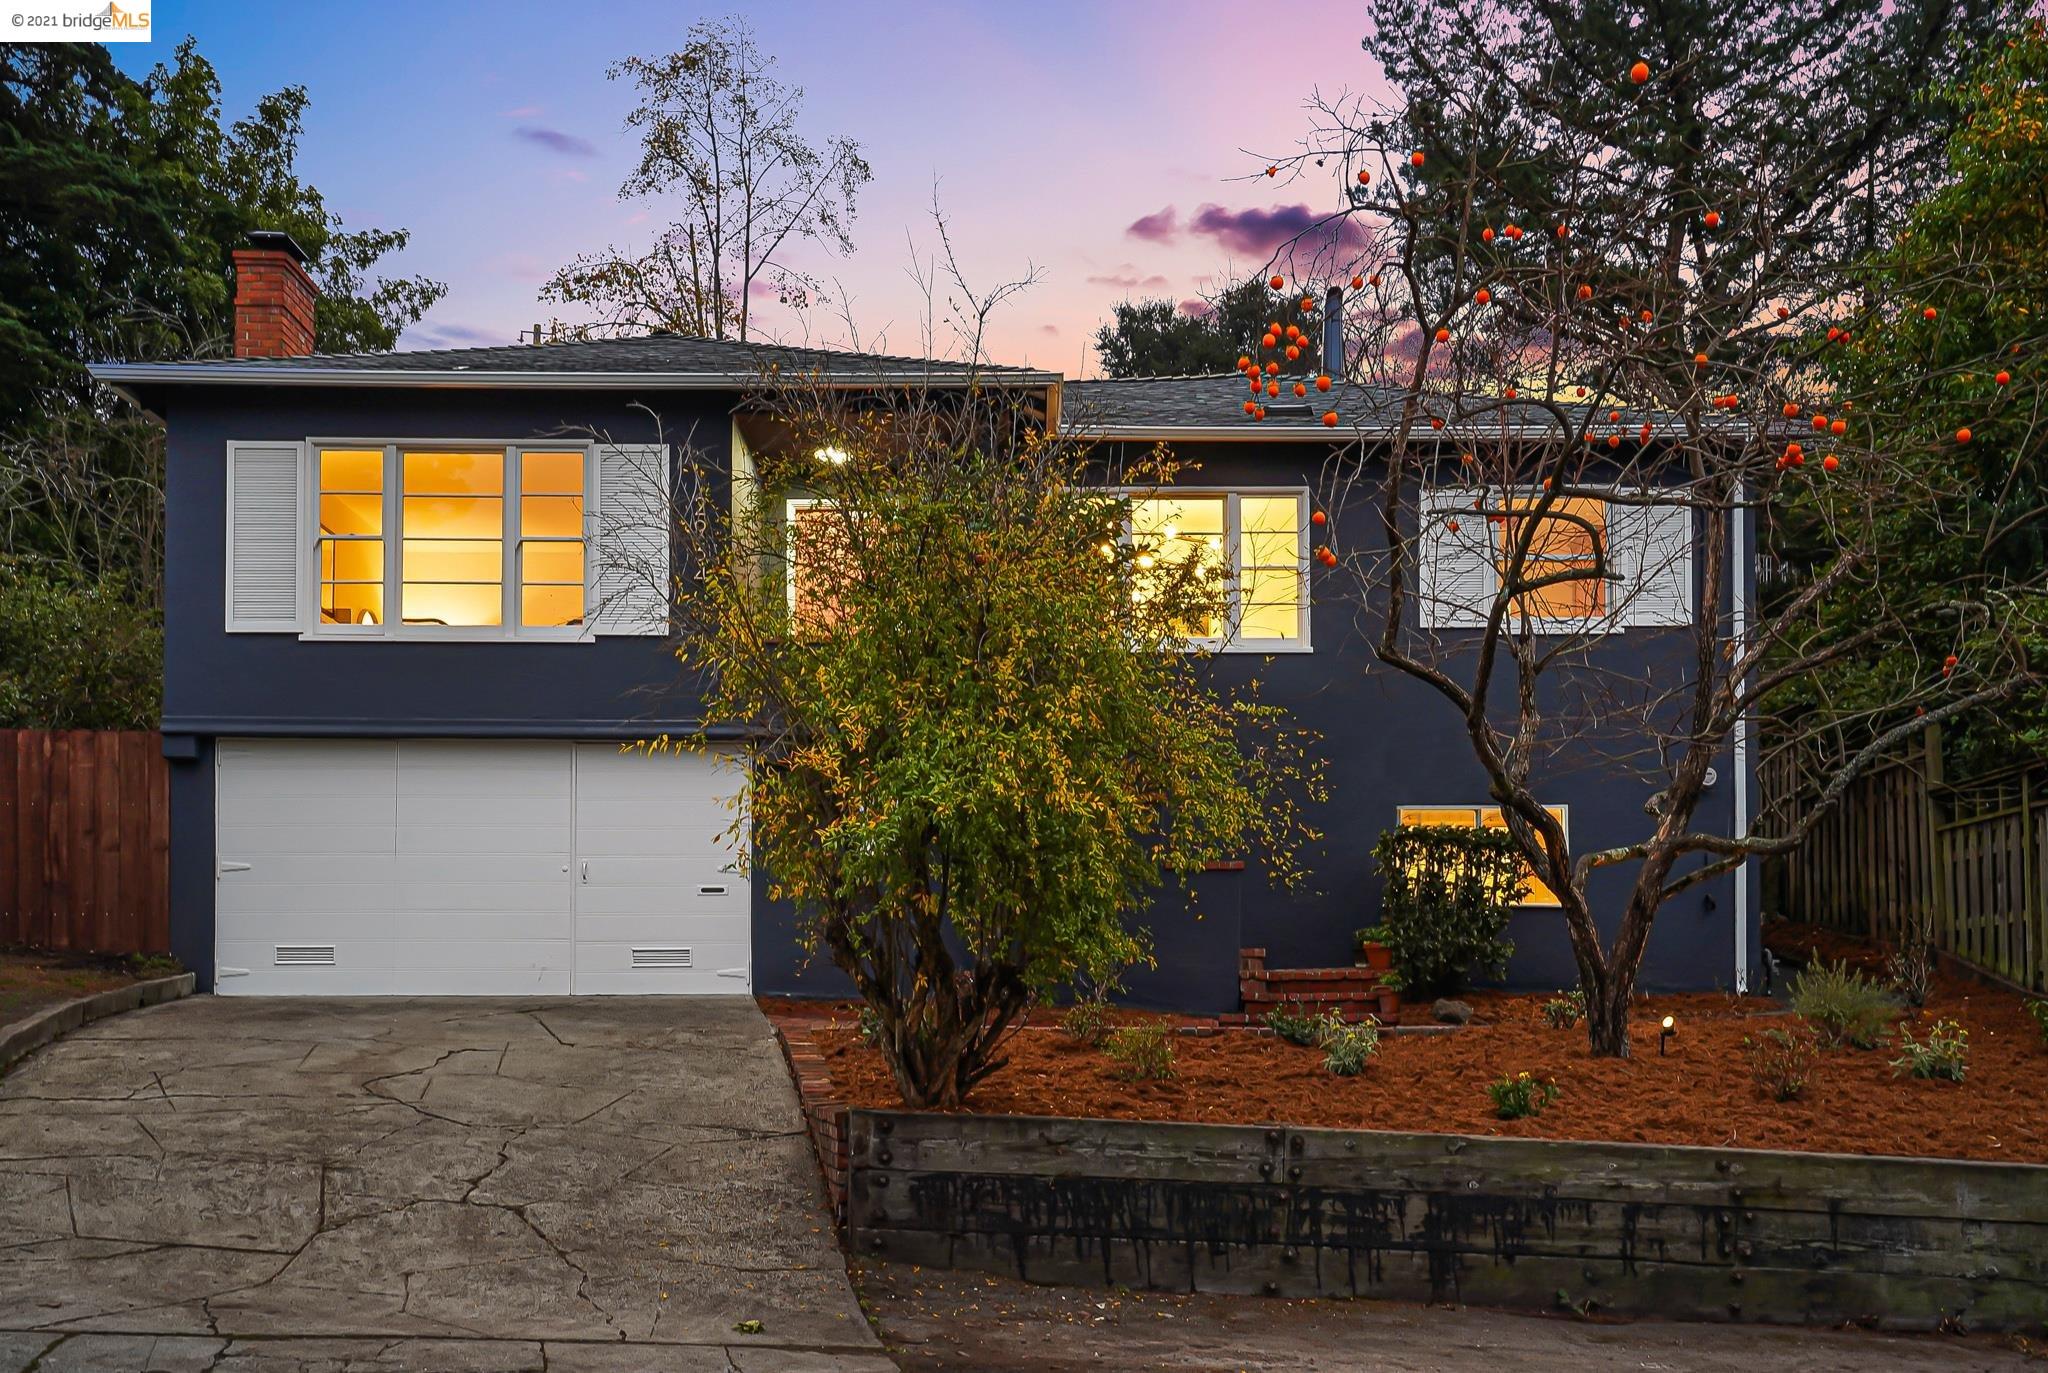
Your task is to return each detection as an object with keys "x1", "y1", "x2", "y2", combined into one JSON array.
[{"x1": 85, "y1": 362, "x2": 1063, "y2": 390}]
